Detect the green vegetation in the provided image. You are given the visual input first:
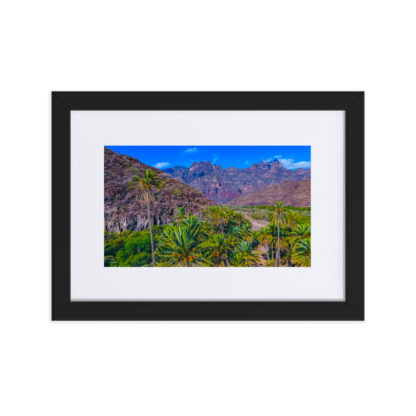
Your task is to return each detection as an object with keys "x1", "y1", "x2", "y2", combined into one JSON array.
[
  {"x1": 173, "y1": 188, "x2": 182, "y2": 197},
  {"x1": 105, "y1": 170, "x2": 311, "y2": 267},
  {"x1": 231, "y1": 204, "x2": 310, "y2": 222},
  {"x1": 105, "y1": 205, "x2": 311, "y2": 267},
  {"x1": 104, "y1": 227, "x2": 163, "y2": 267}
]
